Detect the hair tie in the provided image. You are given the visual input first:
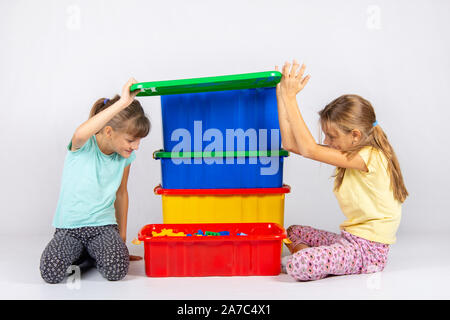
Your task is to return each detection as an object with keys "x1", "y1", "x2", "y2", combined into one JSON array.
[
  {"x1": 103, "y1": 98, "x2": 109, "y2": 105},
  {"x1": 372, "y1": 120, "x2": 378, "y2": 127}
]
